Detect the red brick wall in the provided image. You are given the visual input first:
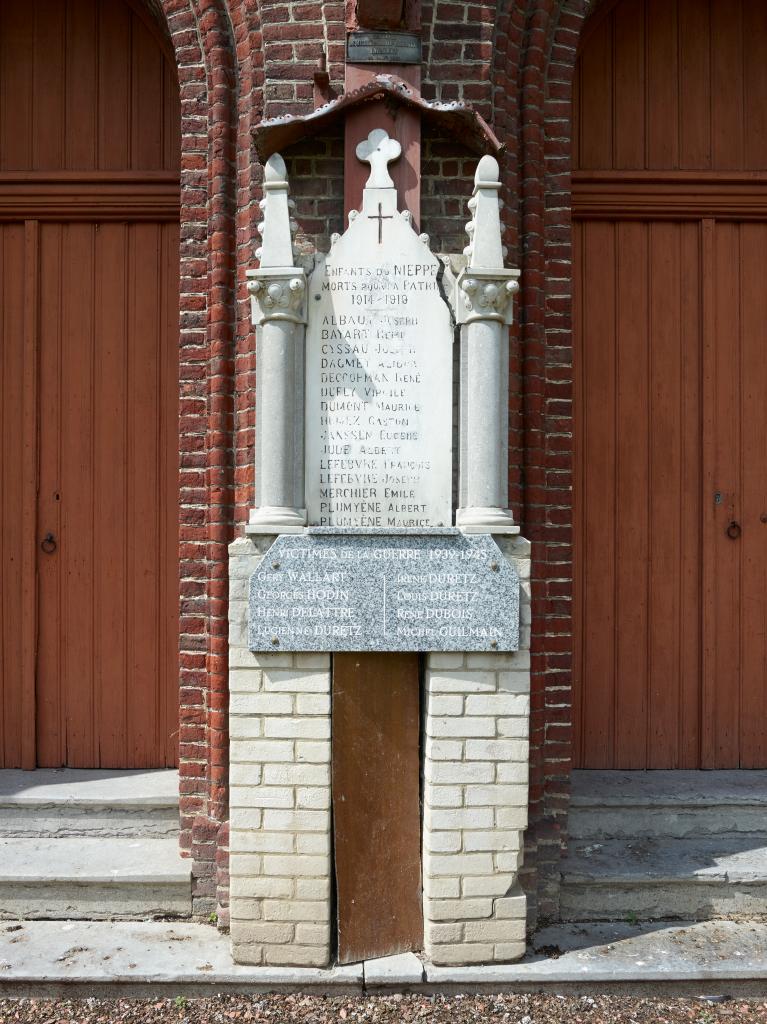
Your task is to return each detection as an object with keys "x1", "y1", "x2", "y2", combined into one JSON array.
[{"x1": 149, "y1": 0, "x2": 602, "y2": 928}]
